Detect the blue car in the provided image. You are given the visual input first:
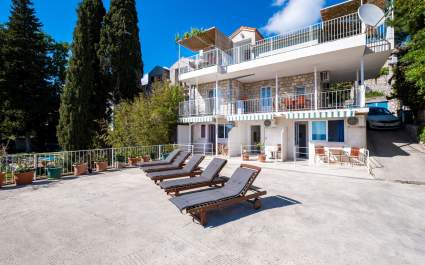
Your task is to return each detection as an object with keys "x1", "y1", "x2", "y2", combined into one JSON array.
[{"x1": 367, "y1": 107, "x2": 401, "y2": 130}]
